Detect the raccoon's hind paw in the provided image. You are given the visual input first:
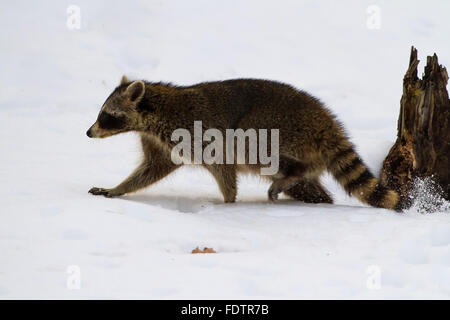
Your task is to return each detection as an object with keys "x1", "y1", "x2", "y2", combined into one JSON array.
[
  {"x1": 268, "y1": 186, "x2": 281, "y2": 201},
  {"x1": 88, "y1": 187, "x2": 122, "y2": 198},
  {"x1": 268, "y1": 178, "x2": 301, "y2": 202}
]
